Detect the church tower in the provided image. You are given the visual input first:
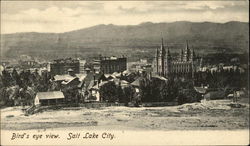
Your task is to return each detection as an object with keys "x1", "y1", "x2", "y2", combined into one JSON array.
[
  {"x1": 183, "y1": 40, "x2": 191, "y2": 62},
  {"x1": 158, "y1": 38, "x2": 166, "y2": 76},
  {"x1": 190, "y1": 48, "x2": 196, "y2": 78},
  {"x1": 153, "y1": 37, "x2": 179, "y2": 77},
  {"x1": 155, "y1": 48, "x2": 159, "y2": 73},
  {"x1": 179, "y1": 49, "x2": 184, "y2": 61},
  {"x1": 190, "y1": 48, "x2": 195, "y2": 61},
  {"x1": 165, "y1": 44, "x2": 172, "y2": 76}
]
